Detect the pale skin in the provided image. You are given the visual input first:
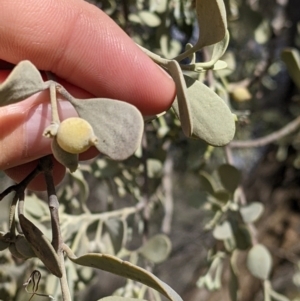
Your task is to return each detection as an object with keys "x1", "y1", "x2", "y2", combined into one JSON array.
[{"x1": 0, "y1": 0, "x2": 176, "y2": 190}]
